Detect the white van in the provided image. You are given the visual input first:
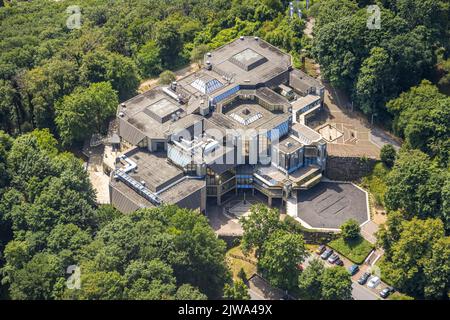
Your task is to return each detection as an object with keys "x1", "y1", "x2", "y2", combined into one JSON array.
[{"x1": 367, "y1": 276, "x2": 381, "y2": 289}]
